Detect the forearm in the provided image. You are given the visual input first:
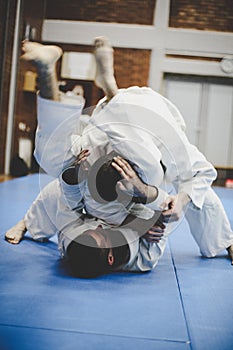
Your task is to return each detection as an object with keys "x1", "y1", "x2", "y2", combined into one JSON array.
[
  {"x1": 178, "y1": 191, "x2": 191, "y2": 206},
  {"x1": 162, "y1": 191, "x2": 191, "y2": 223},
  {"x1": 132, "y1": 185, "x2": 158, "y2": 204},
  {"x1": 120, "y1": 211, "x2": 162, "y2": 238}
]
